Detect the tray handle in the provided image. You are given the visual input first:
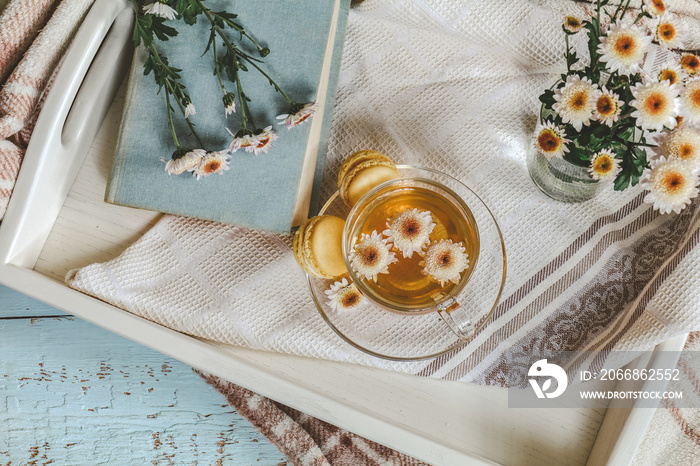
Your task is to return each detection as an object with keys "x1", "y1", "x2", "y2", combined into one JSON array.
[{"x1": 0, "y1": 0, "x2": 133, "y2": 268}]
